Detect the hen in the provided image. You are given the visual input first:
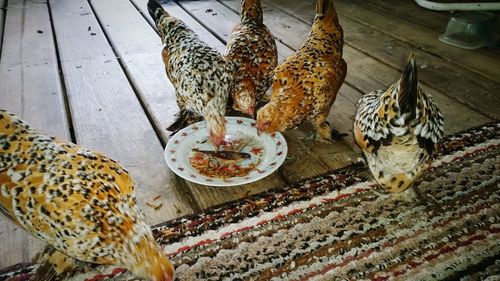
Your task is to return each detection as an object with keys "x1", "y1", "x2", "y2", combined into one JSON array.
[
  {"x1": 148, "y1": 0, "x2": 232, "y2": 146},
  {"x1": 353, "y1": 55, "x2": 444, "y2": 192},
  {"x1": 0, "y1": 110, "x2": 174, "y2": 281},
  {"x1": 256, "y1": 0, "x2": 346, "y2": 141},
  {"x1": 225, "y1": 0, "x2": 278, "y2": 117}
]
